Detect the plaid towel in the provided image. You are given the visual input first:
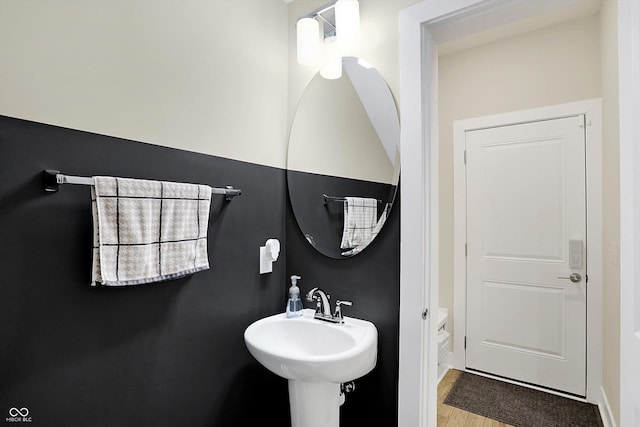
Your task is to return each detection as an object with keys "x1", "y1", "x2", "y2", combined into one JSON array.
[
  {"x1": 91, "y1": 176, "x2": 212, "y2": 286},
  {"x1": 340, "y1": 197, "x2": 378, "y2": 250}
]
